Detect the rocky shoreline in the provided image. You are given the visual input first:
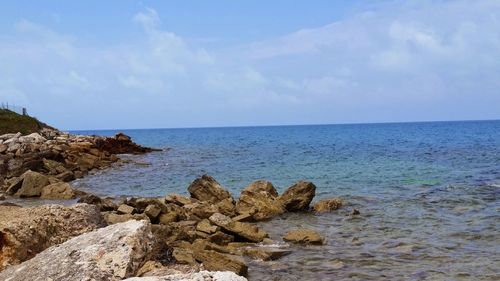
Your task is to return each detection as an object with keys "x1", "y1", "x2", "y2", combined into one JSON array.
[{"x1": 0, "y1": 129, "x2": 352, "y2": 280}]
